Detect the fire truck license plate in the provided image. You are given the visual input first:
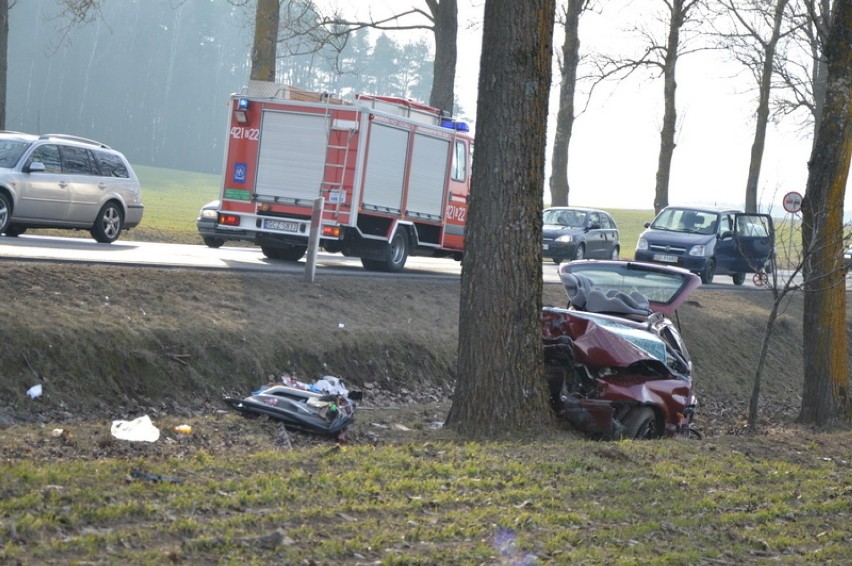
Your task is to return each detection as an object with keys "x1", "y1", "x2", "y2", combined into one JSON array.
[
  {"x1": 263, "y1": 219, "x2": 299, "y2": 232},
  {"x1": 653, "y1": 253, "x2": 678, "y2": 263}
]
